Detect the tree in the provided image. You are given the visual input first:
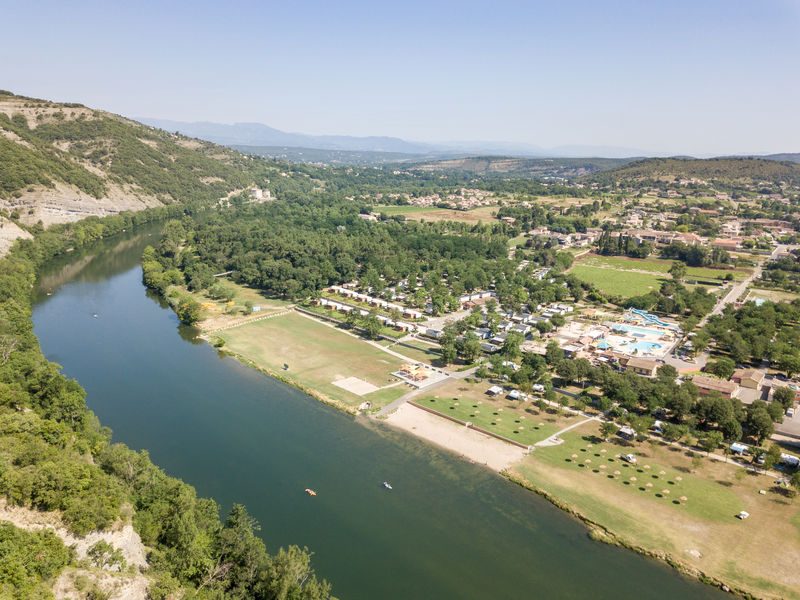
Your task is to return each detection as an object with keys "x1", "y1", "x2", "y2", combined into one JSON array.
[
  {"x1": 763, "y1": 444, "x2": 782, "y2": 471},
  {"x1": 440, "y1": 341, "x2": 457, "y2": 365},
  {"x1": 501, "y1": 332, "x2": 524, "y2": 360},
  {"x1": 699, "y1": 431, "x2": 724, "y2": 455},
  {"x1": 599, "y1": 421, "x2": 617, "y2": 440},
  {"x1": 176, "y1": 297, "x2": 202, "y2": 325},
  {"x1": 545, "y1": 341, "x2": 564, "y2": 366},
  {"x1": 773, "y1": 386, "x2": 796, "y2": 410},
  {"x1": 87, "y1": 540, "x2": 126, "y2": 571},
  {"x1": 556, "y1": 360, "x2": 578, "y2": 385},
  {"x1": 458, "y1": 332, "x2": 482, "y2": 363},
  {"x1": 747, "y1": 402, "x2": 775, "y2": 444},
  {"x1": 662, "y1": 423, "x2": 688, "y2": 444},
  {"x1": 363, "y1": 312, "x2": 382, "y2": 340},
  {"x1": 706, "y1": 357, "x2": 736, "y2": 380},
  {"x1": 669, "y1": 261, "x2": 687, "y2": 282}
]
